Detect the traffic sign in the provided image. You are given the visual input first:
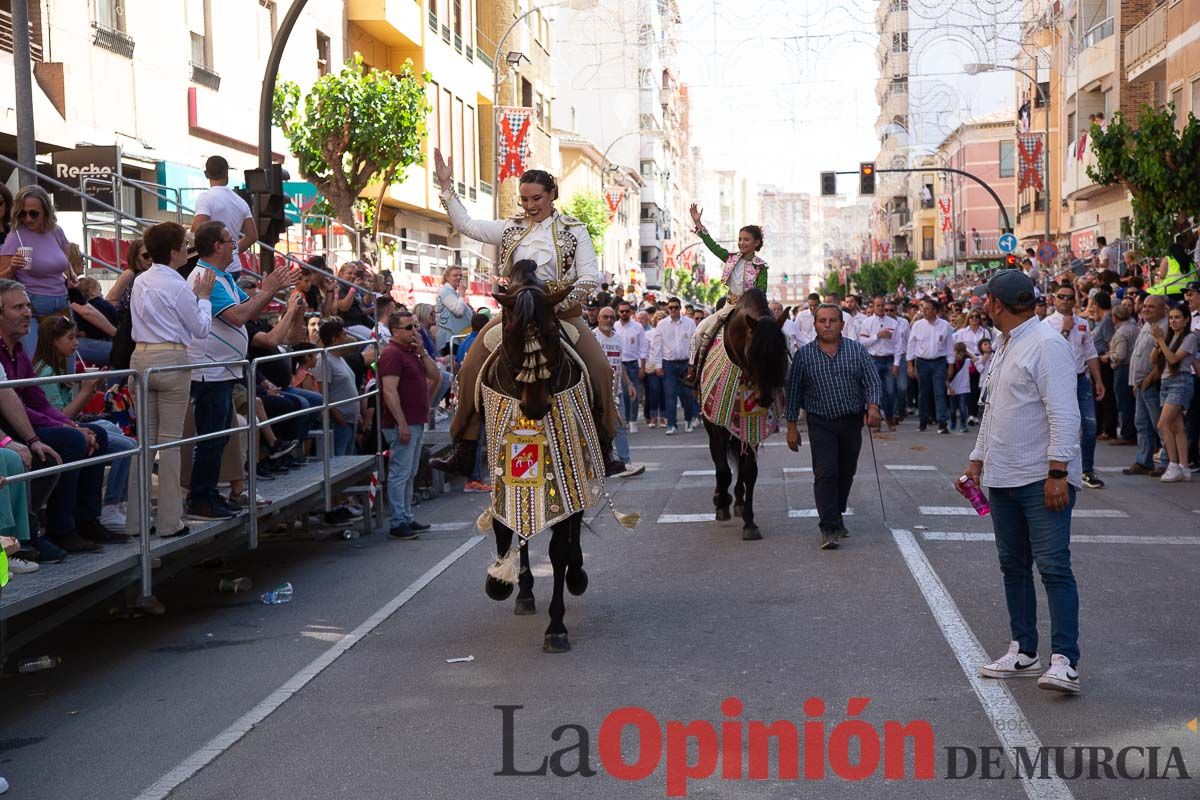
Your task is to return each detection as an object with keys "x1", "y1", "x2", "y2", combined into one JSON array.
[
  {"x1": 1037, "y1": 240, "x2": 1058, "y2": 264},
  {"x1": 998, "y1": 233, "x2": 1018, "y2": 254}
]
